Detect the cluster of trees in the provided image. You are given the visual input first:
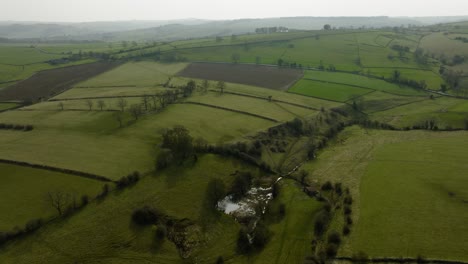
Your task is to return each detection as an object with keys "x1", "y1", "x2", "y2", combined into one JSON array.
[
  {"x1": 388, "y1": 70, "x2": 428, "y2": 90},
  {"x1": 255, "y1": 26, "x2": 288, "y2": 34},
  {"x1": 0, "y1": 123, "x2": 33, "y2": 131},
  {"x1": 237, "y1": 221, "x2": 271, "y2": 254},
  {"x1": 391, "y1": 44, "x2": 410, "y2": 57},
  {"x1": 156, "y1": 126, "x2": 194, "y2": 170},
  {"x1": 277, "y1": 58, "x2": 303, "y2": 69}
]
